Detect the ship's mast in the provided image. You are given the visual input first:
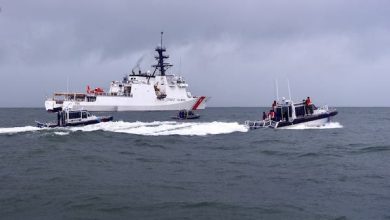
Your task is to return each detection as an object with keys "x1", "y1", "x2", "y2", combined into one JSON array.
[{"x1": 152, "y1": 32, "x2": 172, "y2": 76}]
